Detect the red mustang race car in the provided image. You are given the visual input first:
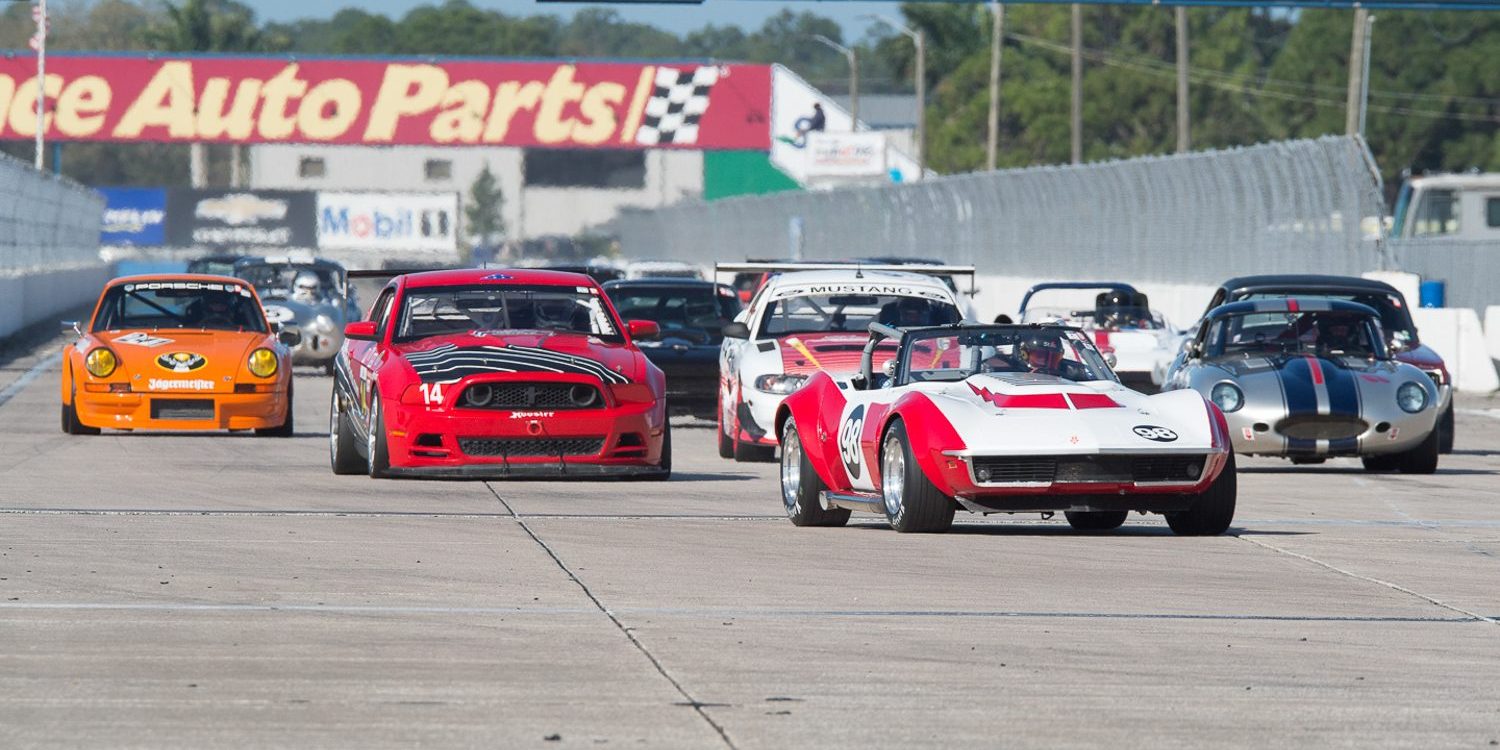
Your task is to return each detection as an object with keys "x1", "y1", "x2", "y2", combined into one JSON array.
[{"x1": 329, "y1": 269, "x2": 671, "y2": 479}]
